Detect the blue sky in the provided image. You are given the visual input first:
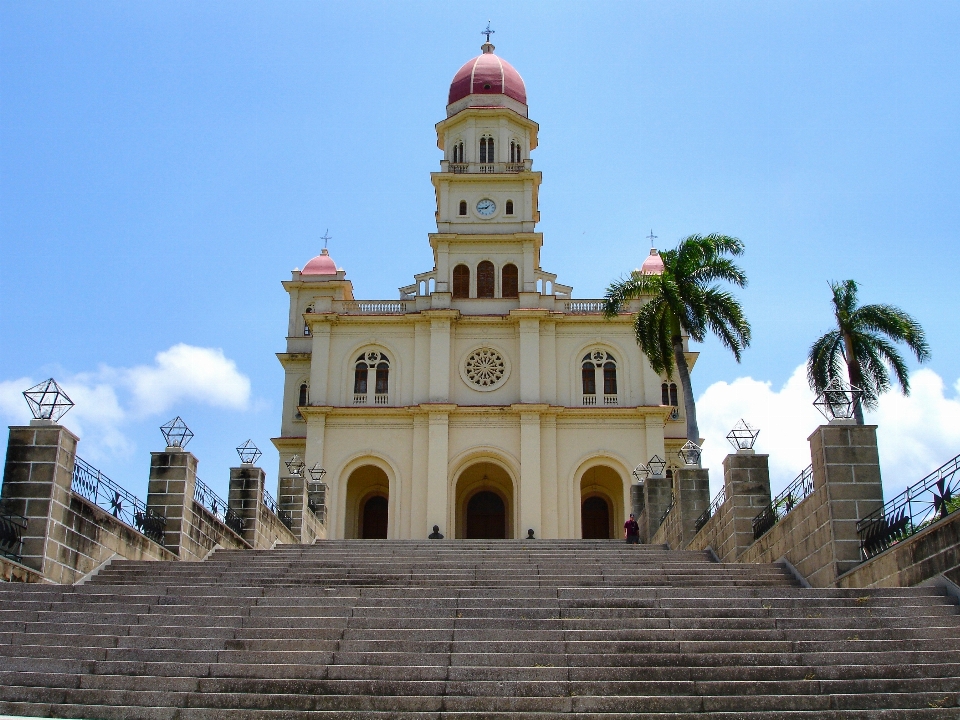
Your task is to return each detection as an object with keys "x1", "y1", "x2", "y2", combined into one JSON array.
[{"x1": 2, "y1": 1, "x2": 959, "y2": 504}]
